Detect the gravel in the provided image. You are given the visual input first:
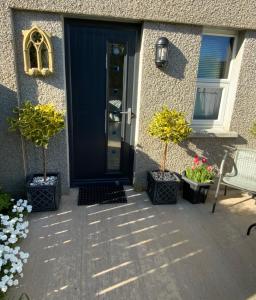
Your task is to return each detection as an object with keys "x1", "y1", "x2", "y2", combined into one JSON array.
[
  {"x1": 151, "y1": 171, "x2": 178, "y2": 182},
  {"x1": 29, "y1": 176, "x2": 57, "y2": 186}
]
